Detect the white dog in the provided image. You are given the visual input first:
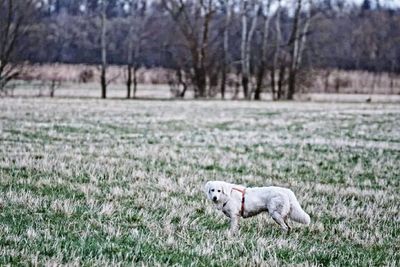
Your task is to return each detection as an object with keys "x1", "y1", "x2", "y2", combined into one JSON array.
[{"x1": 204, "y1": 181, "x2": 310, "y2": 234}]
